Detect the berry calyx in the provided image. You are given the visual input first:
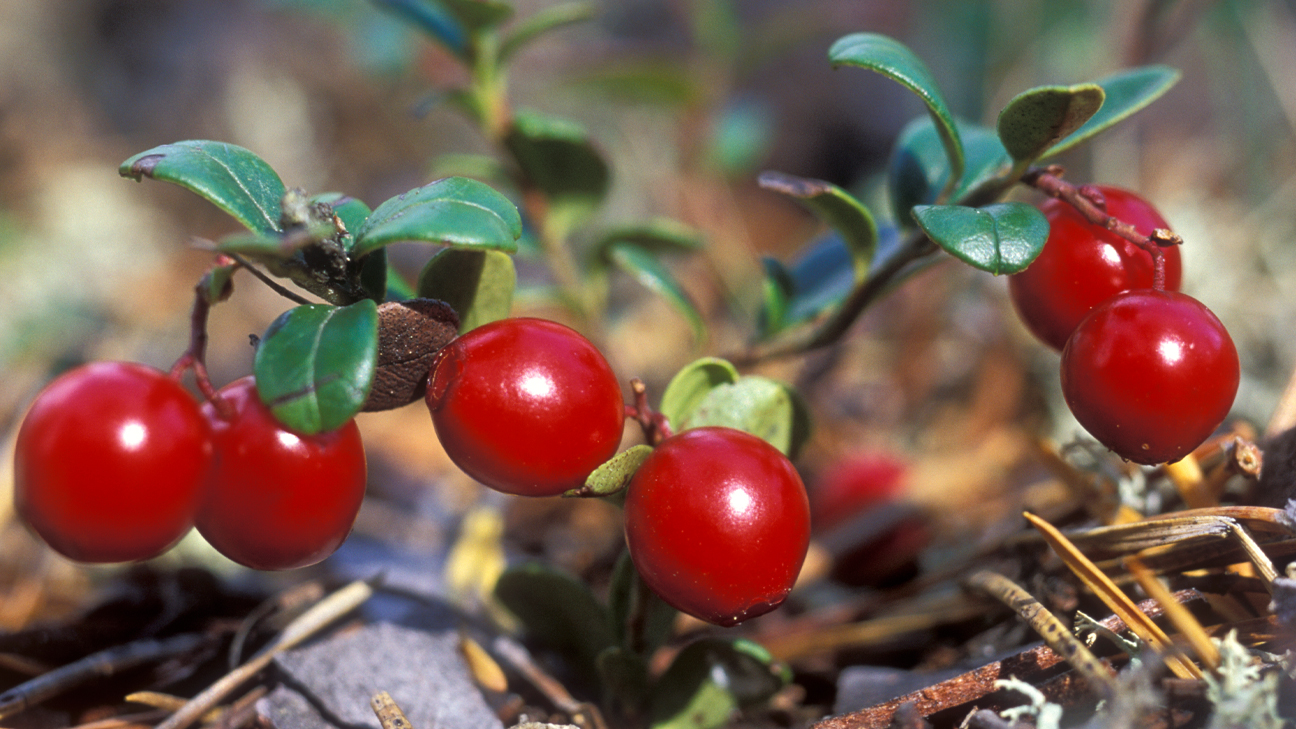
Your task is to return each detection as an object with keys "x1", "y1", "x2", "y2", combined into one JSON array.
[
  {"x1": 426, "y1": 317, "x2": 625, "y2": 497},
  {"x1": 14, "y1": 361, "x2": 212, "y2": 563},
  {"x1": 1010, "y1": 186, "x2": 1183, "y2": 351},
  {"x1": 623, "y1": 427, "x2": 811, "y2": 627},
  {"x1": 1060, "y1": 289, "x2": 1239, "y2": 465},
  {"x1": 198, "y1": 377, "x2": 367, "y2": 570}
]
